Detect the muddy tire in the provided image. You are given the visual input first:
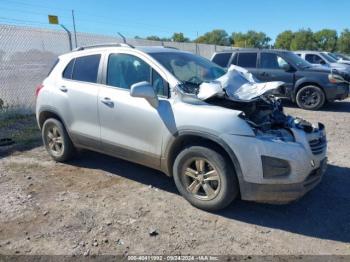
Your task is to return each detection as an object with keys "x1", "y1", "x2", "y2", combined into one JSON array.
[
  {"x1": 42, "y1": 118, "x2": 75, "y2": 162},
  {"x1": 173, "y1": 146, "x2": 239, "y2": 211},
  {"x1": 296, "y1": 85, "x2": 325, "y2": 110}
]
